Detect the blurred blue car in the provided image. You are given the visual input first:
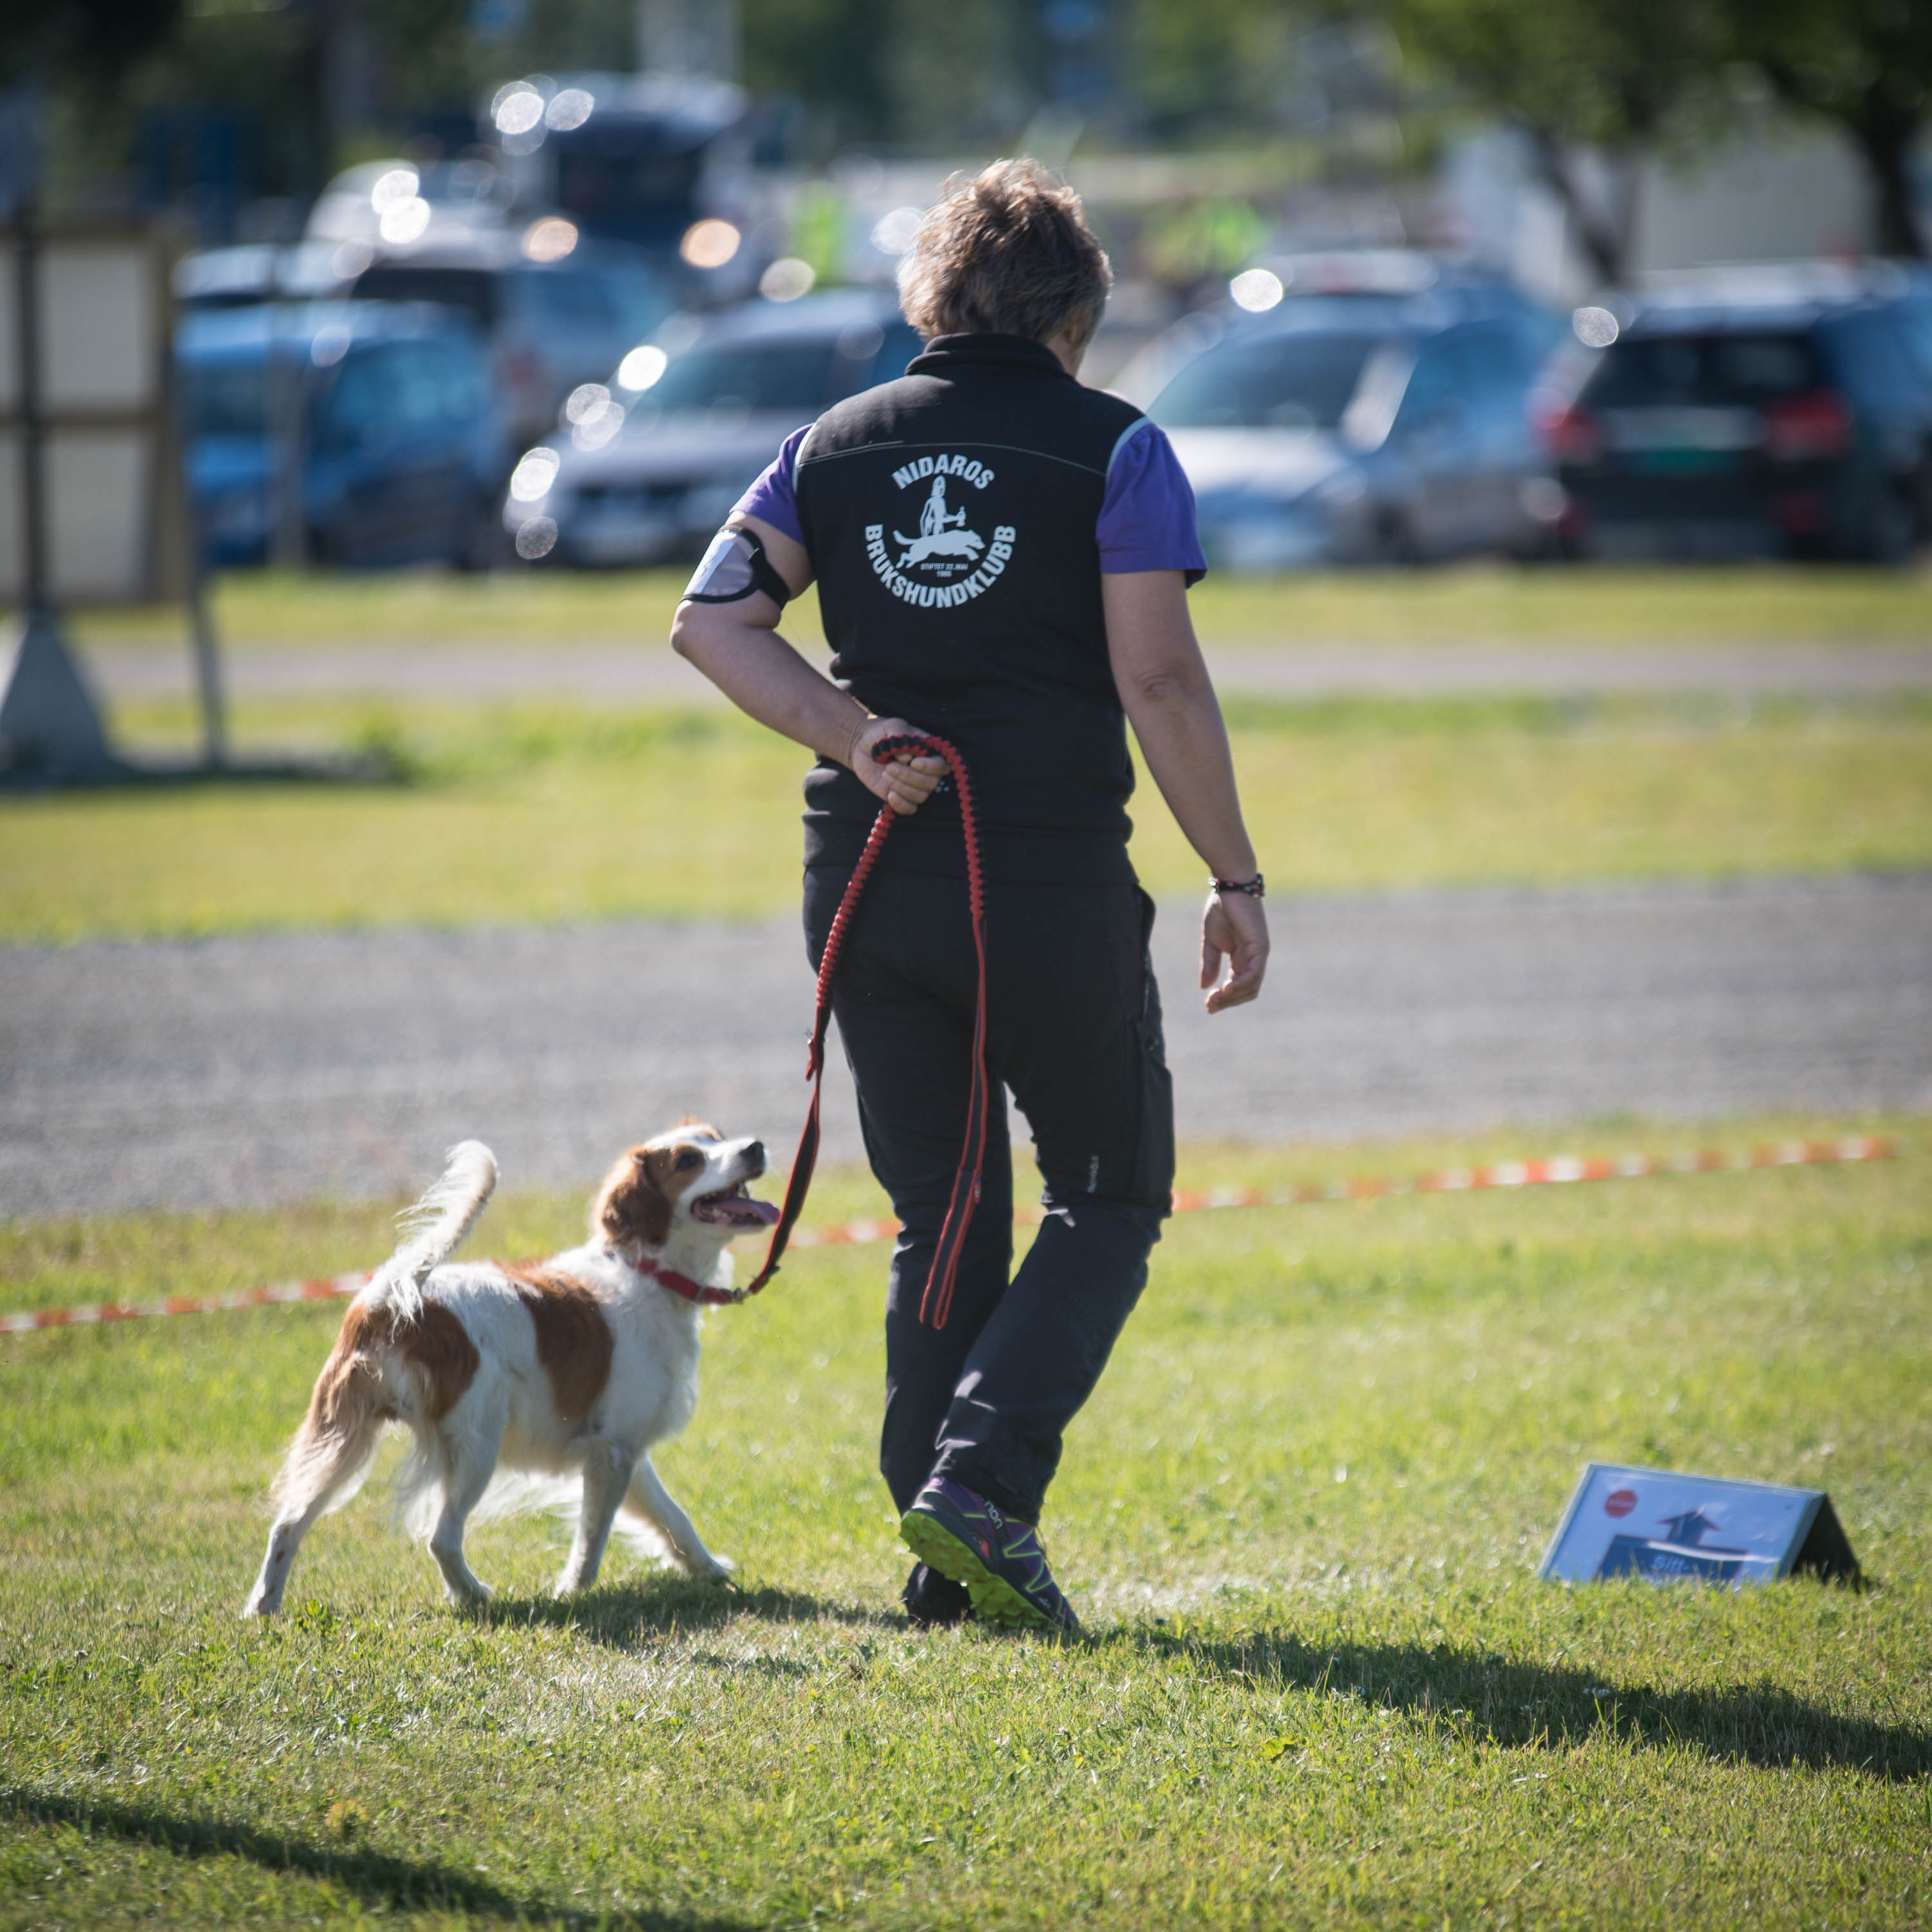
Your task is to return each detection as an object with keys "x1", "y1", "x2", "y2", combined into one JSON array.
[{"x1": 177, "y1": 303, "x2": 509, "y2": 567}]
